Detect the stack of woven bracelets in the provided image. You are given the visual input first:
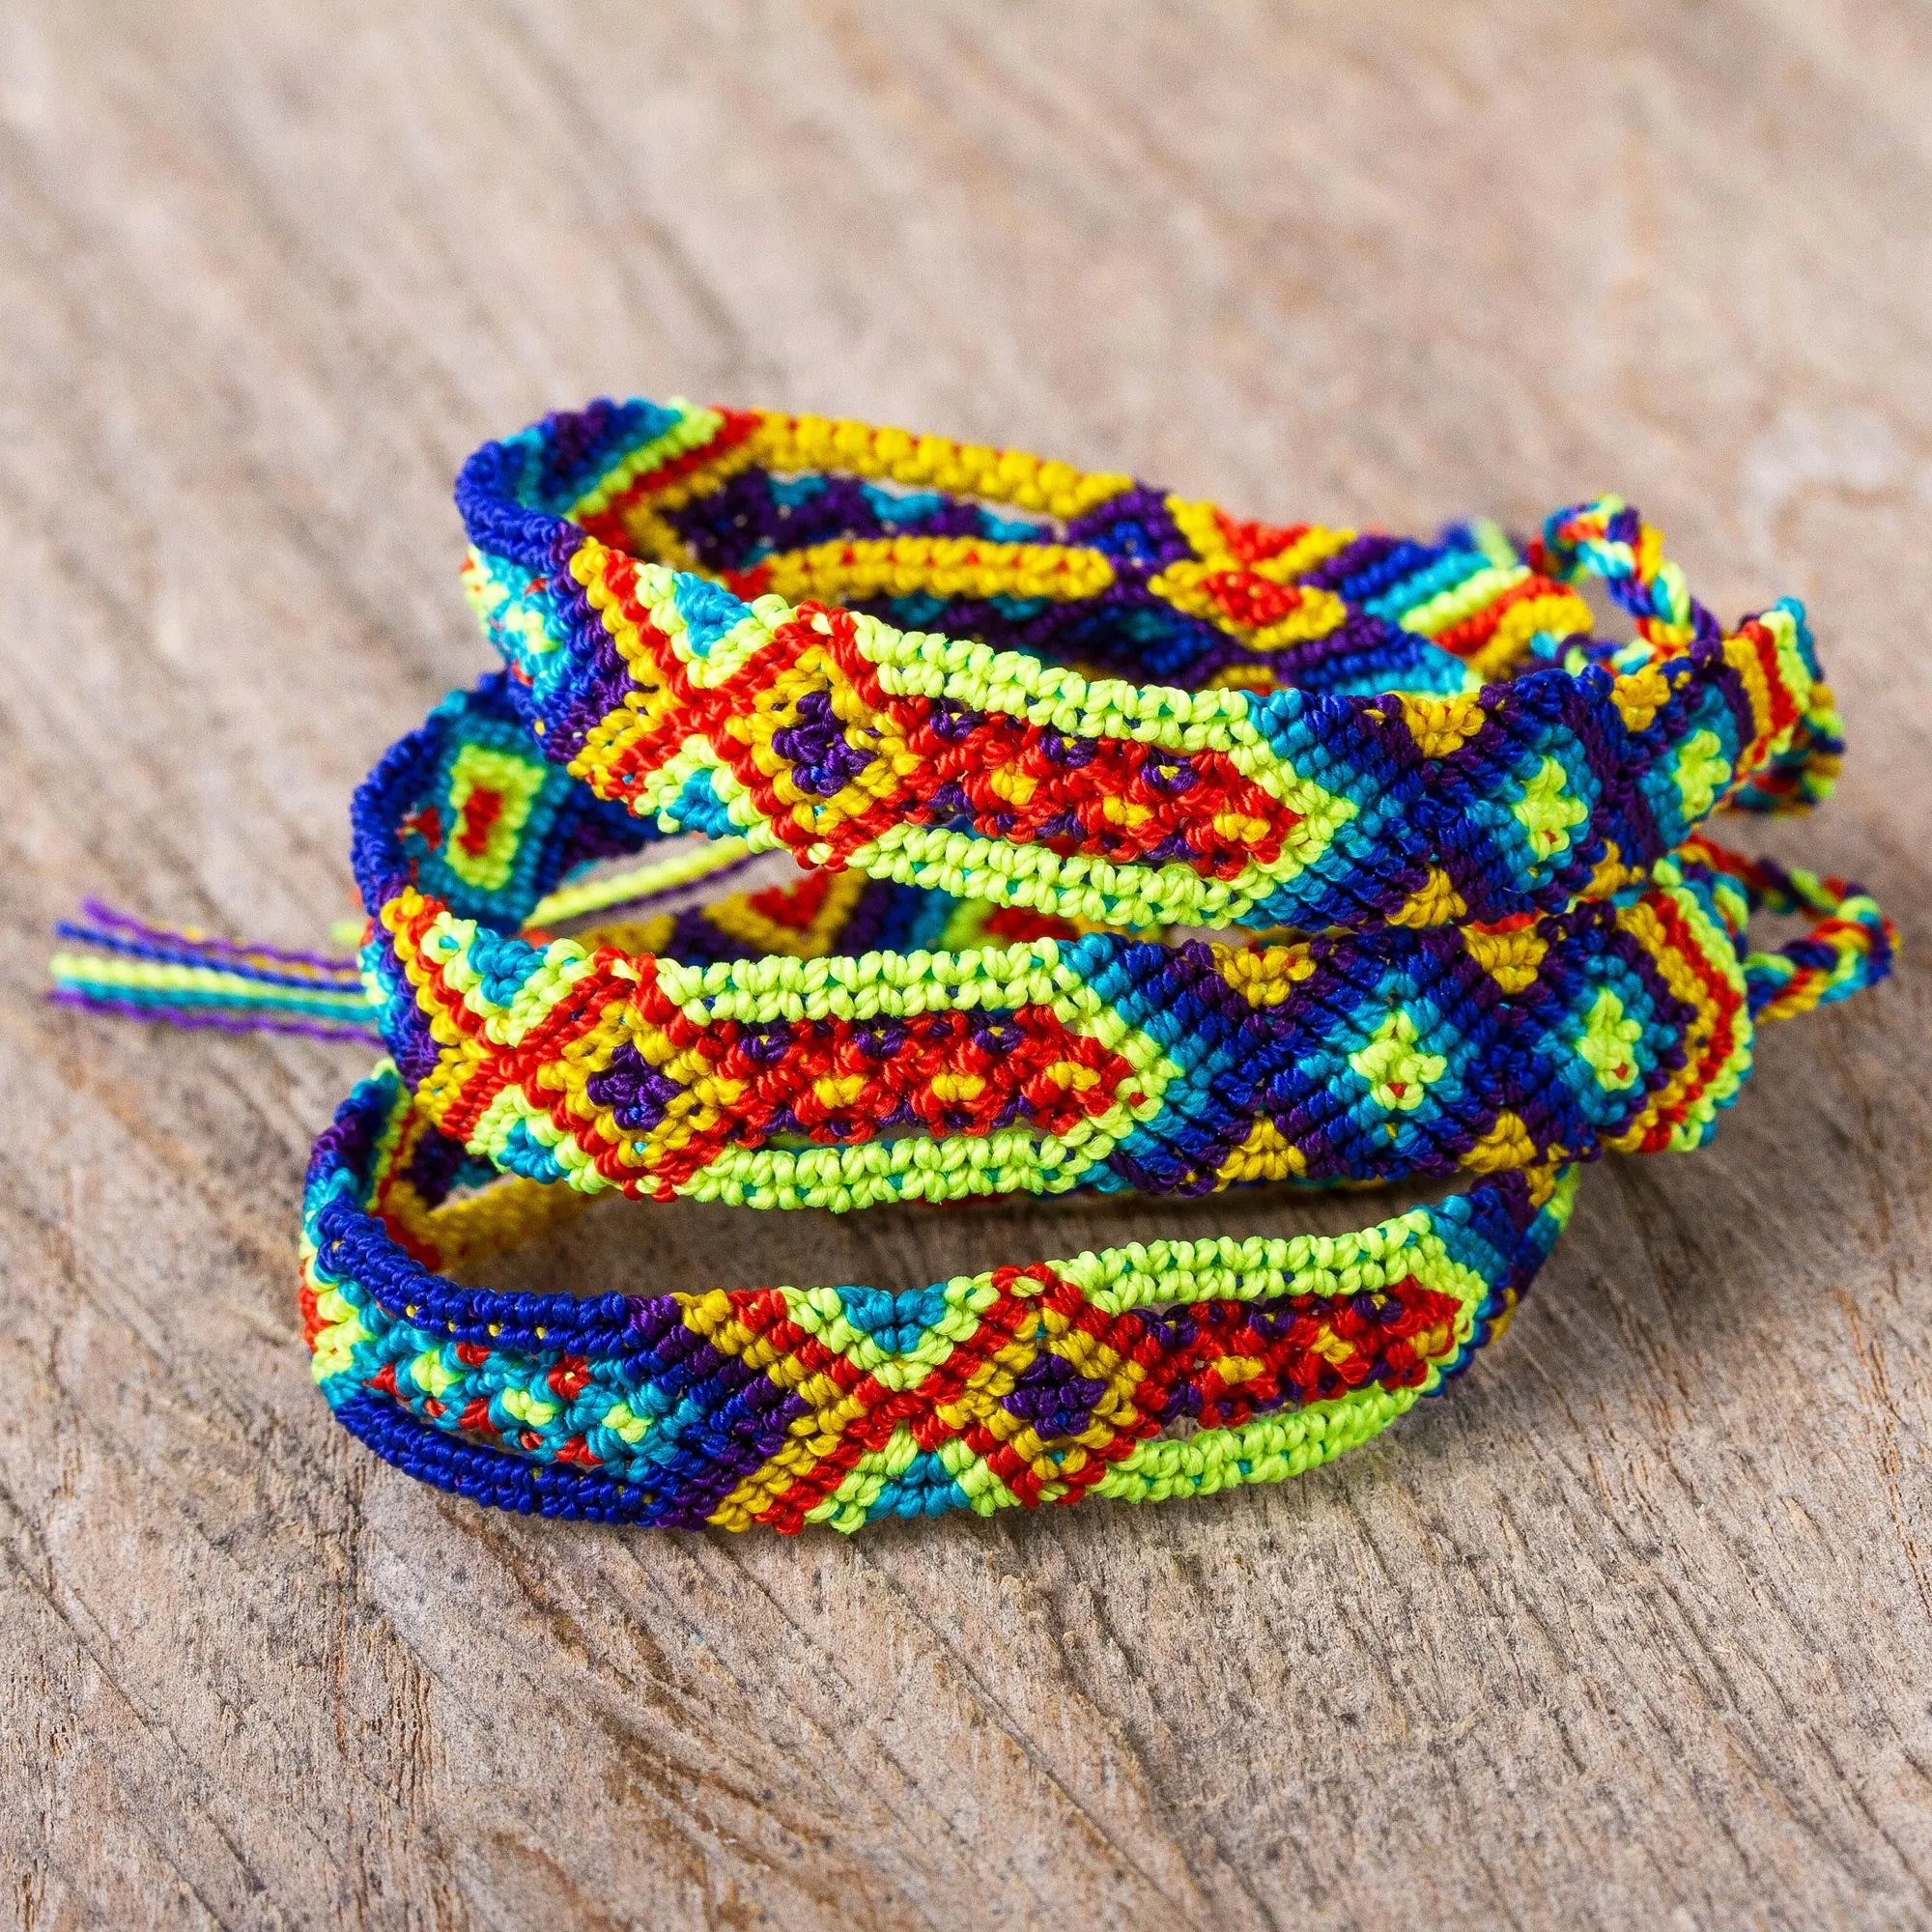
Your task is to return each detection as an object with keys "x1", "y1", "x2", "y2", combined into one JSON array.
[{"x1": 114, "y1": 396, "x2": 1898, "y2": 1532}]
